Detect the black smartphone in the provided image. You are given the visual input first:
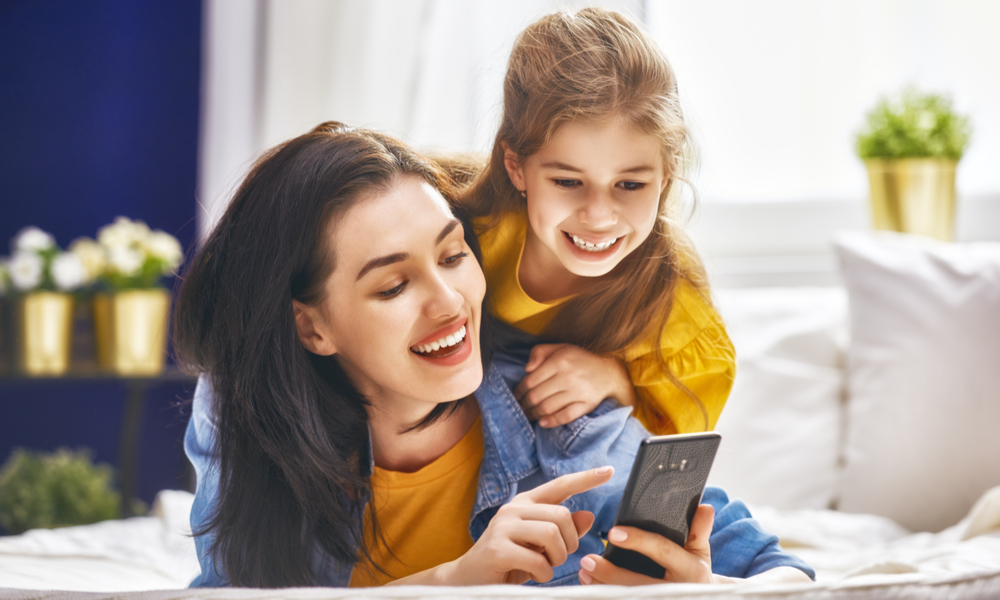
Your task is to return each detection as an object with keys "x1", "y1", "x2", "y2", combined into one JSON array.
[{"x1": 602, "y1": 432, "x2": 721, "y2": 579}]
